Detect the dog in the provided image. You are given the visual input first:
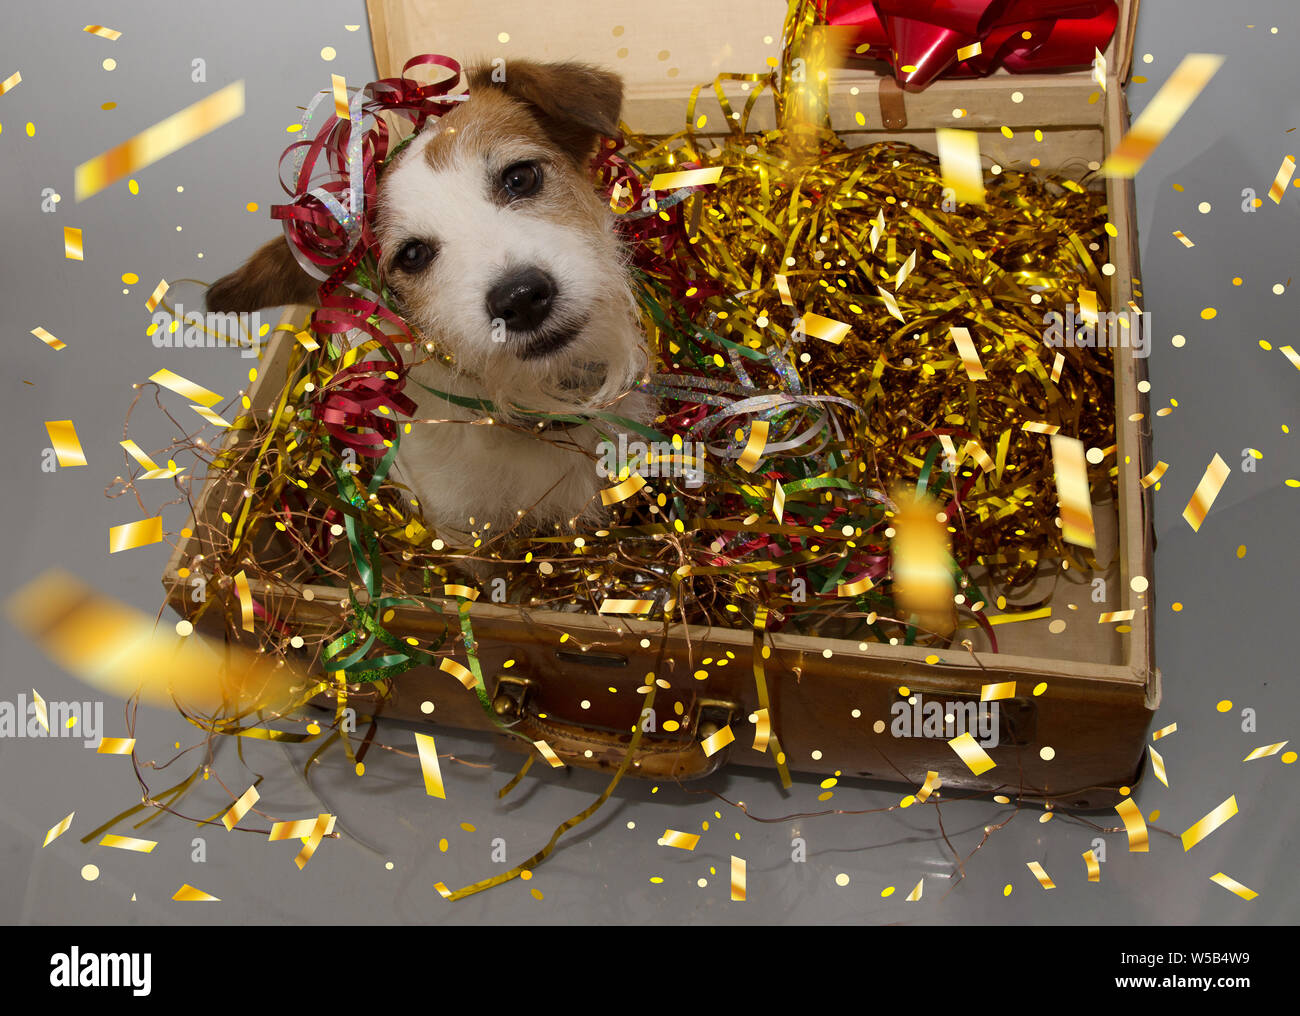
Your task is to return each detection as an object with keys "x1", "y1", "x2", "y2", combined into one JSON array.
[{"x1": 206, "y1": 61, "x2": 655, "y2": 542}]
